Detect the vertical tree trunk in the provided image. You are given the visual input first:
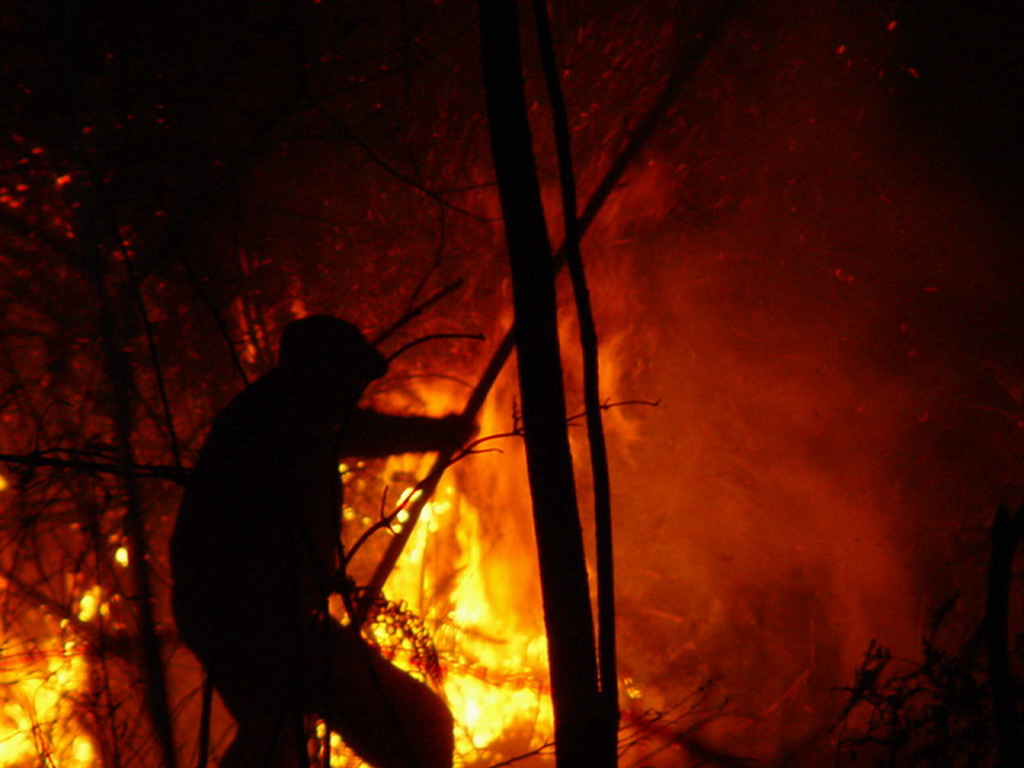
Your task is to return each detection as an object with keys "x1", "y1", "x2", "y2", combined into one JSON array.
[
  {"x1": 77, "y1": 202, "x2": 180, "y2": 768},
  {"x1": 53, "y1": 7, "x2": 179, "y2": 763},
  {"x1": 531, "y1": 0, "x2": 620, "y2": 750},
  {"x1": 477, "y1": 2, "x2": 613, "y2": 766}
]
